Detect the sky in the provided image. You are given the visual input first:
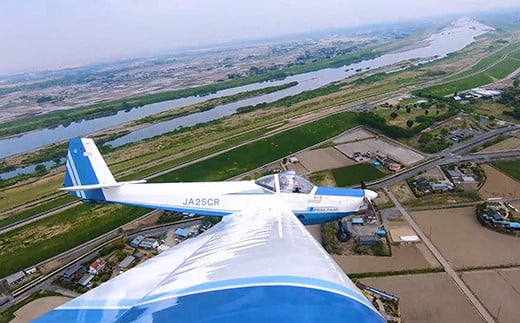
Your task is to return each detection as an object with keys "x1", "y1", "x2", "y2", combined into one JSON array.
[{"x1": 0, "y1": 0, "x2": 519, "y2": 75}]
